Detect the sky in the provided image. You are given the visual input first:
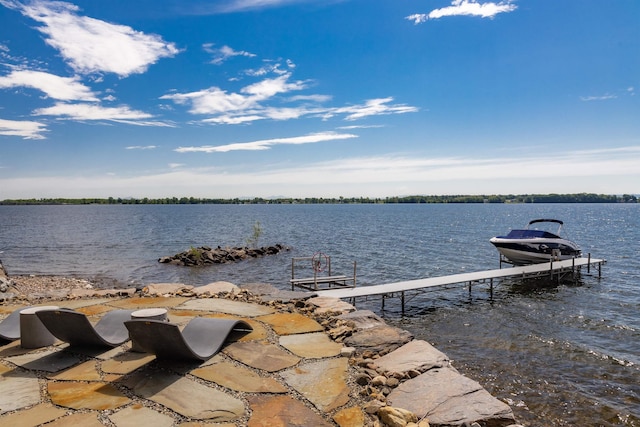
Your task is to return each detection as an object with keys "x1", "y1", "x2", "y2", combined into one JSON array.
[{"x1": 0, "y1": 0, "x2": 638, "y2": 199}]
